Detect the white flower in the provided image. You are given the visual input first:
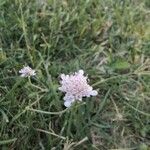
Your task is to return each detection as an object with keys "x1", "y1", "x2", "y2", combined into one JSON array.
[
  {"x1": 19, "y1": 66, "x2": 36, "y2": 77},
  {"x1": 59, "y1": 70, "x2": 98, "y2": 107}
]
